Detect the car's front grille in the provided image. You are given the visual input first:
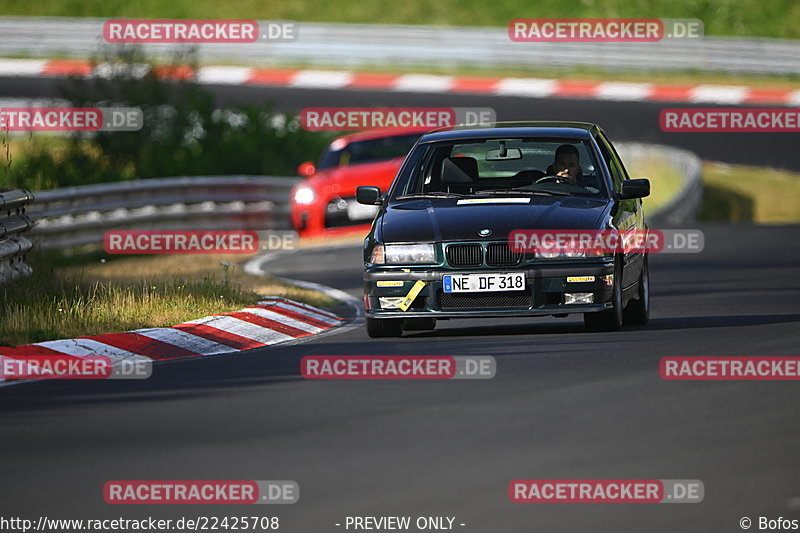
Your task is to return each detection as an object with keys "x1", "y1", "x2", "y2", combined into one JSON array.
[
  {"x1": 446, "y1": 243, "x2": 483, "y2": 267},
  {"x1": 486, "y1": 243, "x2": 522, "y2": 266},
  {"x1": 438, "y1": 290, "x2": 531, "y2": 309}
]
